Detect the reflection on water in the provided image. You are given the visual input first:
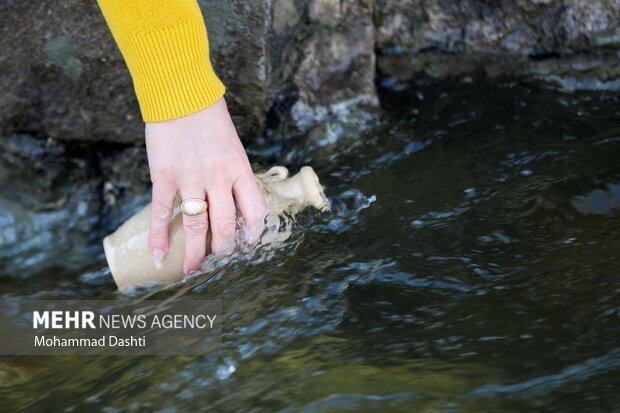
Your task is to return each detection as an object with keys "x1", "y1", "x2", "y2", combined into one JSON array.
[{"x1": 1, "y1": 78, "x2": 620, "y2": 411}]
